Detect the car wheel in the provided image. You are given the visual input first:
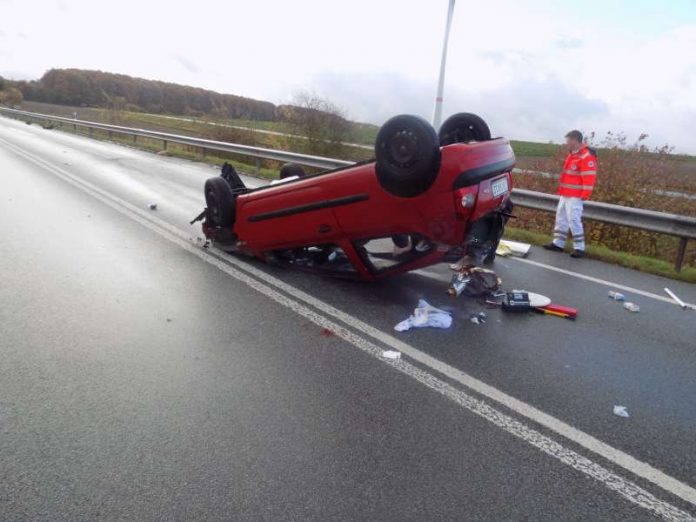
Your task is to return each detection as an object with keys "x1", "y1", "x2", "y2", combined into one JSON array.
[
  {"x1": 279, "y1": 163, "x2": 306, "y2": 179},
  {"x1": 375, "y1": 114, "x2": 441, "y2": 198},
  {"x1": 204, "y1": 177, "x2": 236, "y2": 227},
  {"x1": 439, "y1": 112, "x2": 491, "y2": 146}
]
